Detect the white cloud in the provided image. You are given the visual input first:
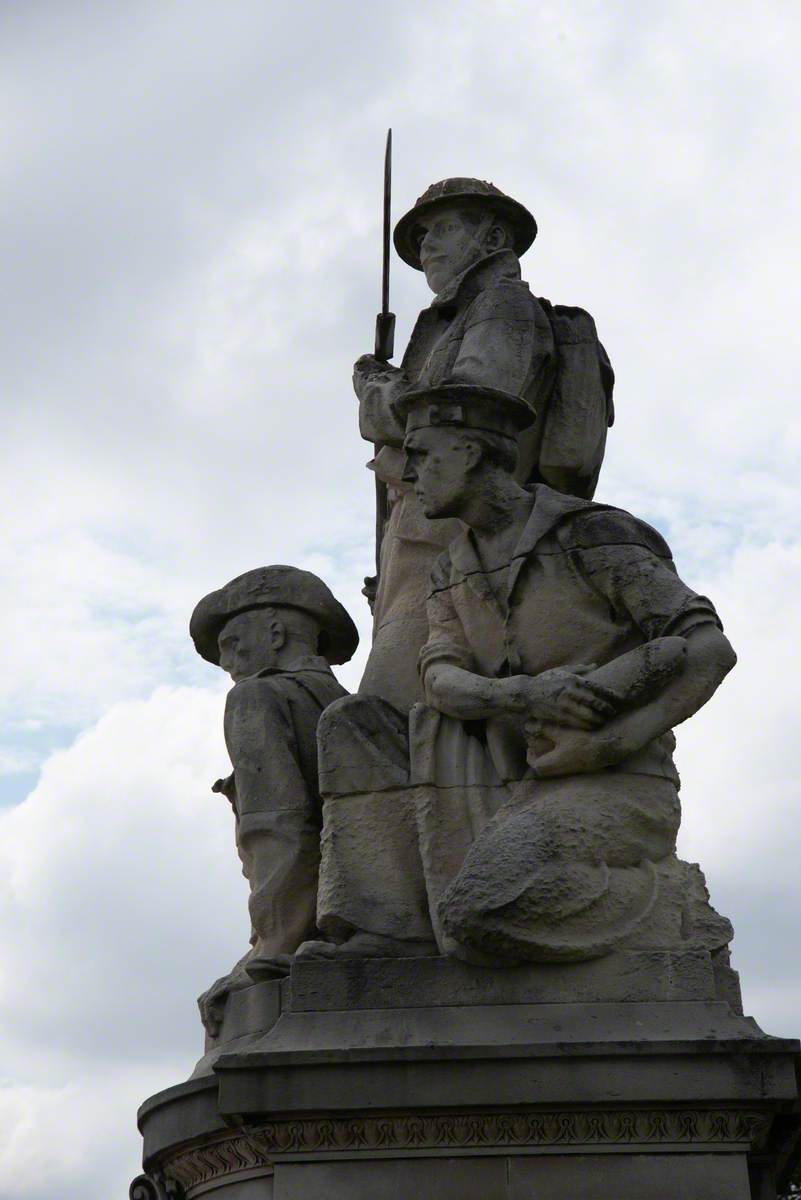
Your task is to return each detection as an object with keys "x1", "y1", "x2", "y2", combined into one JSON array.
[
  {"x1": 678, "y1": 538, "x2": 801, "y2": 876},
  {"x1": 0, "y1": 686, "x2": 245, "y2": 1198},
  {"x1": 2, "y1": 0, "x2": 798, "y2": 744},
  {"x1": 674, "y1": 537, "x2": 801, "y2": 1035},
  {"x1": 0, "y1": 748, "x2": 39, "y2": 777},
  {"x1": 0, "y1": 1070, "x2": 176, "y2": 1200}
]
